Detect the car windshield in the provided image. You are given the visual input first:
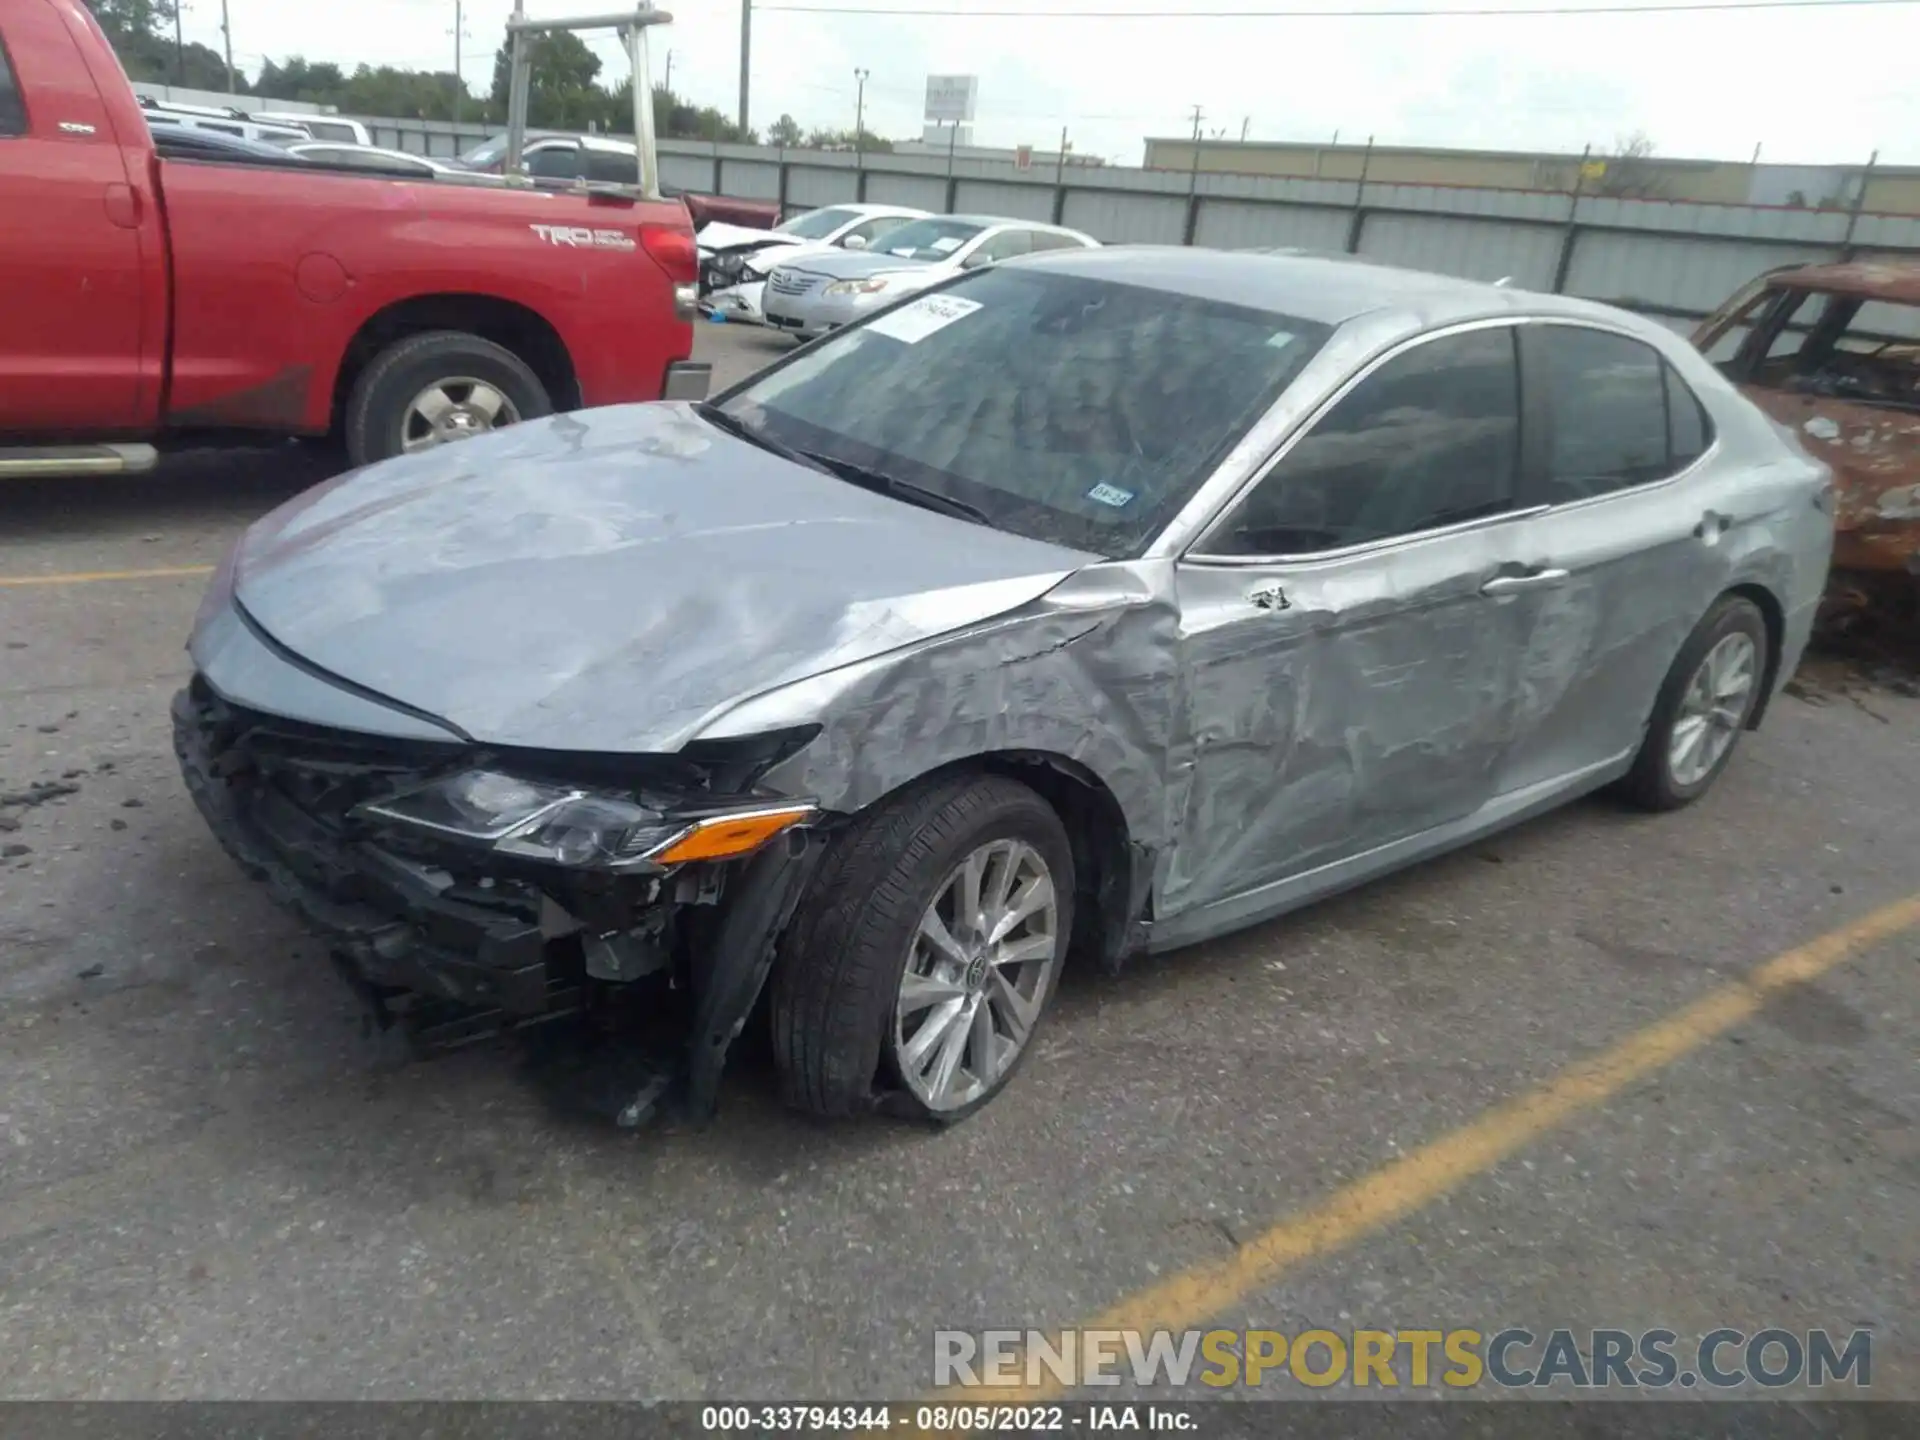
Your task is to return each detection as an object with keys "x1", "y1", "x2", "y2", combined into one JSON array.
[
  {"x1": 869, "y1": 217, "x2": 987, "y2": 263},
  {"x1": 778, "y1": 207, "x2": 860, "y2": 240},
  {"x1": 721, "y1": 267, "x2": 1333, "y2": 557},
  {"x1": 458, "y1": 136, "x2": 509, "y2": 167}
]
